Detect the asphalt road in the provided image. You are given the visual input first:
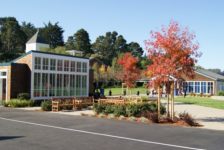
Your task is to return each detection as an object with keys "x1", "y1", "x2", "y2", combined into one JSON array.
[{"x1": 0, "y1": 107, "x2": 223, "y2": 150}]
